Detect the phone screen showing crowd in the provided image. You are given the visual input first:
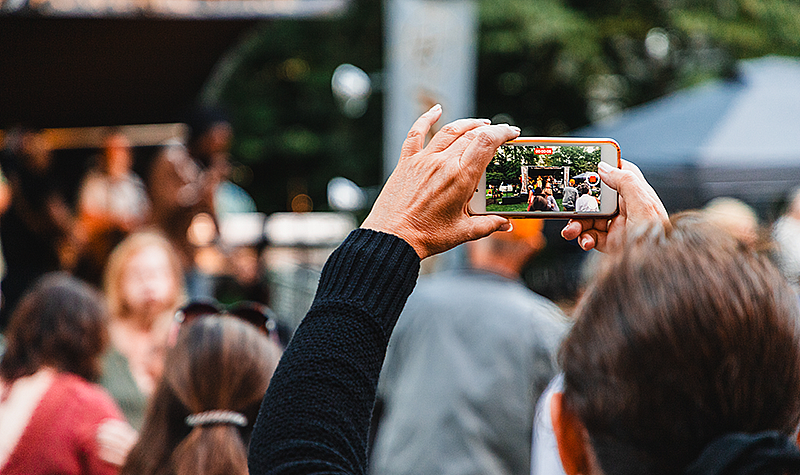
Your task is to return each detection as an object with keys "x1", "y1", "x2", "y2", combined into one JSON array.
[{"x1": 486, "y1": 144, "x2": 602, "y2": 213}]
